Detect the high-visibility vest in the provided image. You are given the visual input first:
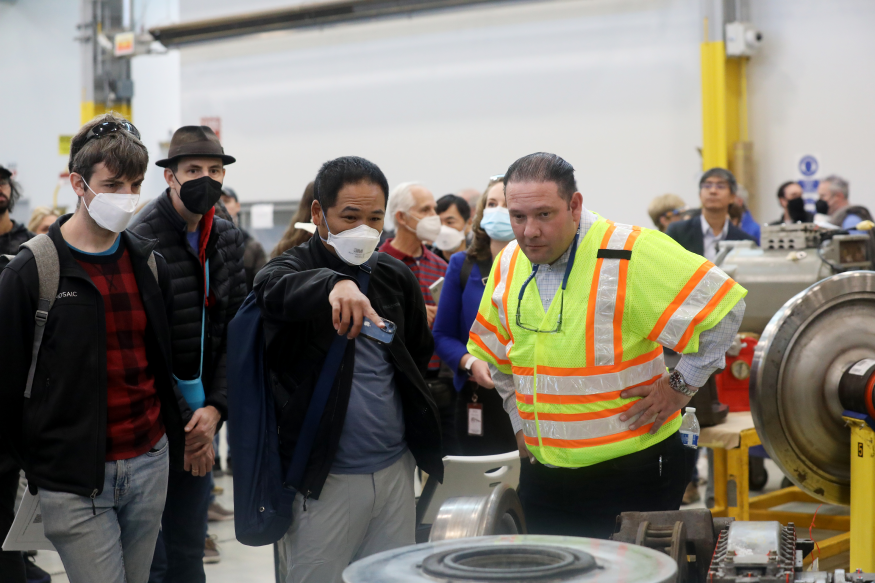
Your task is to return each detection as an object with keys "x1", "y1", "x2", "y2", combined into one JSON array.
[{"x1": 467, "y1": 217, "x2": 747, "y2": 468}]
